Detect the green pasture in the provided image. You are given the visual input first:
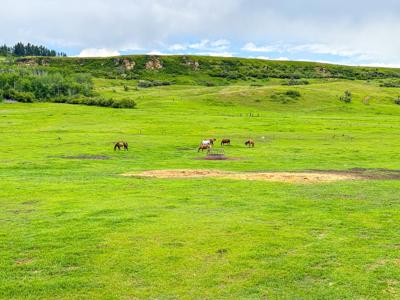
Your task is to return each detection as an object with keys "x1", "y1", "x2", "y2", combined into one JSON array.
[{"x1": 1, "y1": 78, "x2": 400, "y2": 299}]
